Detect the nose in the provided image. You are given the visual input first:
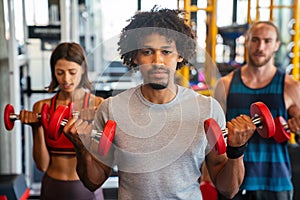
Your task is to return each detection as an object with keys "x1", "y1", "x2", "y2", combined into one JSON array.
[
  {"x1": 153, "y1": 51, "x2": 163, "y2": 64},
  {"x1": 63, "y1": 72, "x2": 71, "y2": 81},
  {"x1": 257, "y1": 40, "x2": 265, "y2": 50}
]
